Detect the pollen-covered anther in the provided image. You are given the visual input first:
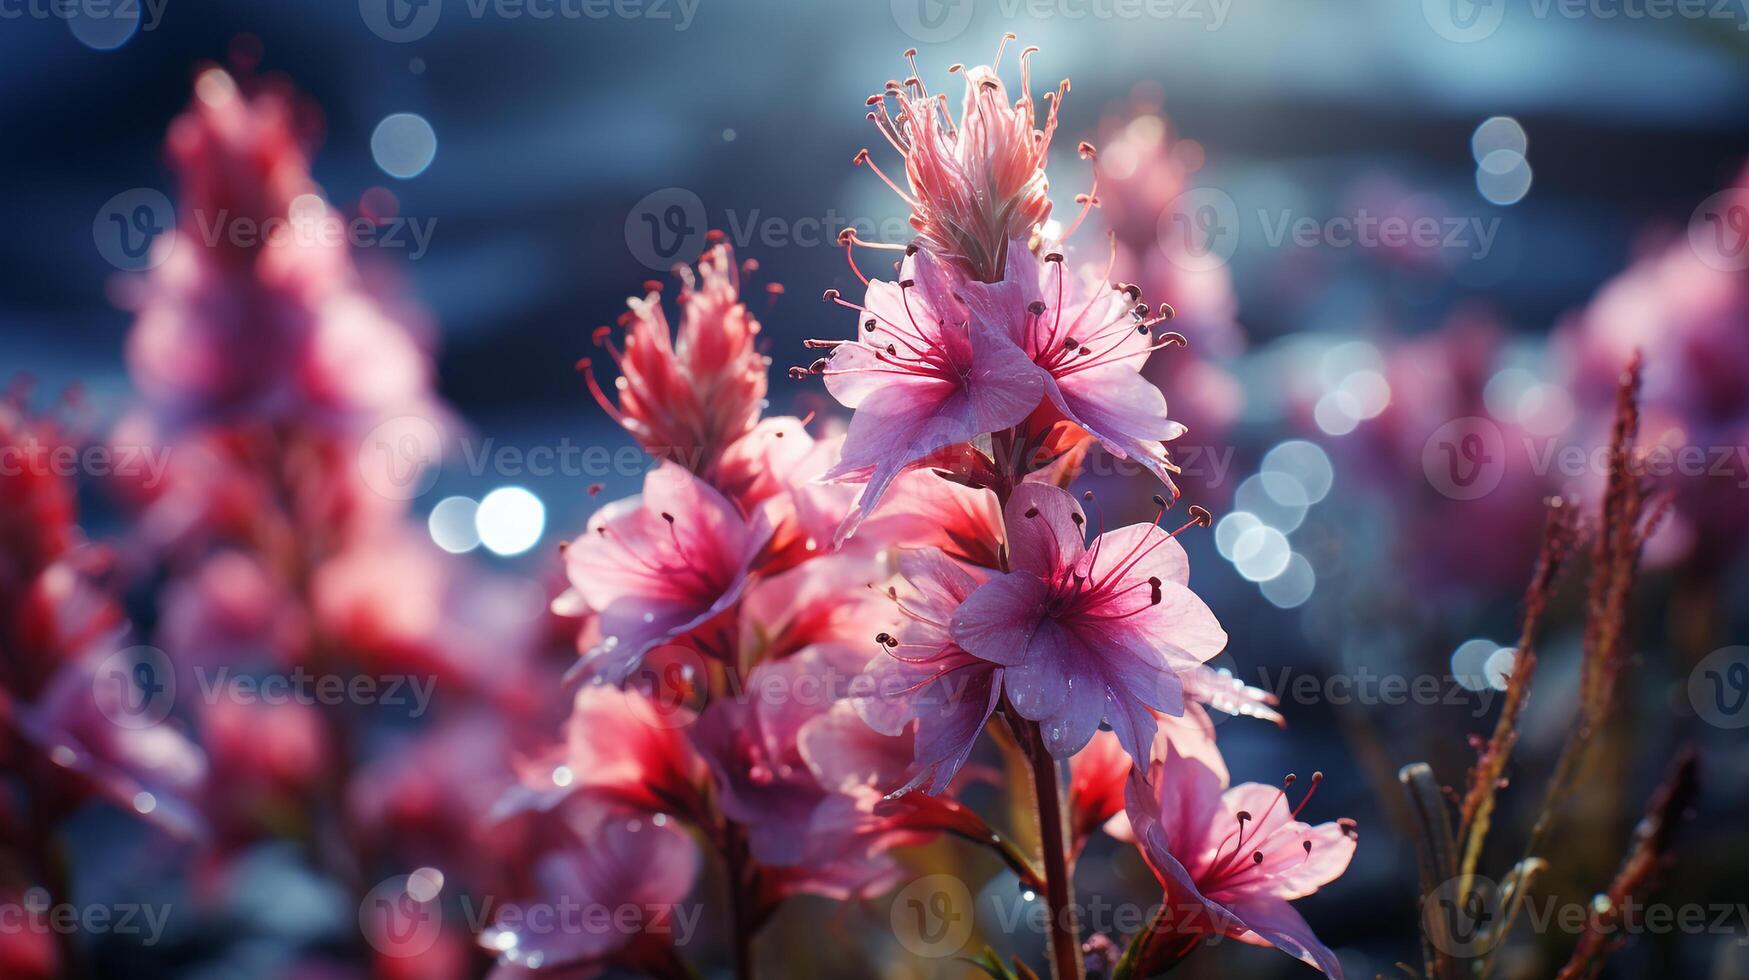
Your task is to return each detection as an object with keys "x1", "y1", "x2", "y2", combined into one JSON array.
[
  {"x1": 1044, "y1": 252, "x2": 1065, "y2": 264},
  {"x1": 821, "y1": 288, "x2": 840, "y2": 303},
  {"x1": 1027, "y1": 300, "x2": 1047, "y2": 316},
  {"x1": 1078, "y1": 140, "x2": 1097, "y2": 160},
  {"x1": 1188, "y1": 505, "x2": 1213, "y2": 527}
]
